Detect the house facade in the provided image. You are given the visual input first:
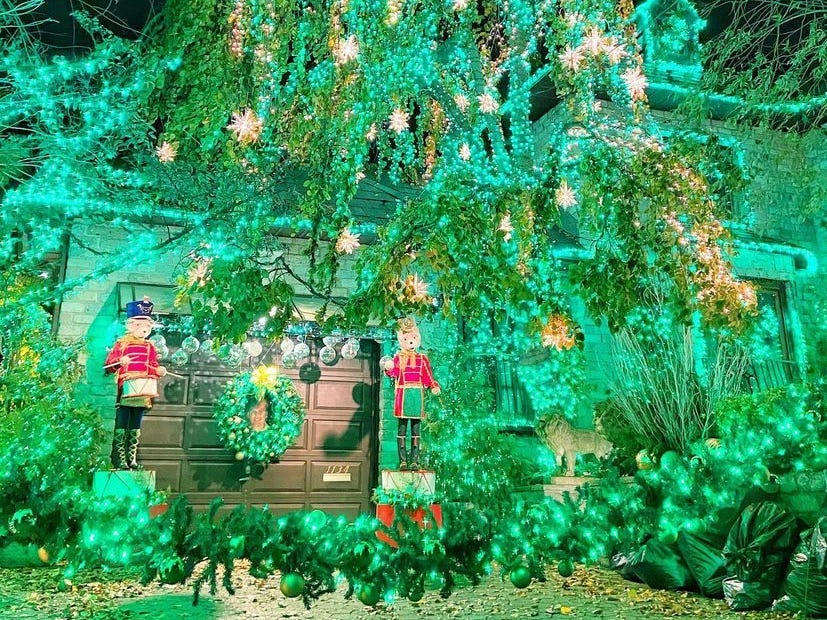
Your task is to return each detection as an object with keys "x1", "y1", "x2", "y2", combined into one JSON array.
[{"x1": 50, "y1": 3, "x2": 826, "y2": 515}]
